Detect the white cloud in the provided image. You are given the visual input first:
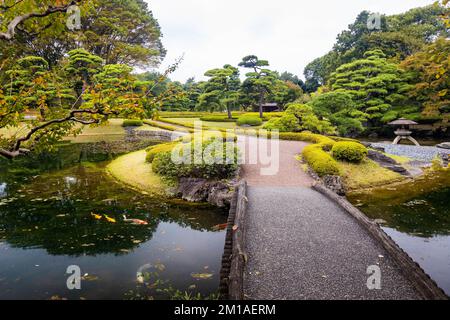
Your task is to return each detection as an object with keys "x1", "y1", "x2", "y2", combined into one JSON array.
[{"x1": 147, "y1": 0, "x2": 434, "y2": 82}]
